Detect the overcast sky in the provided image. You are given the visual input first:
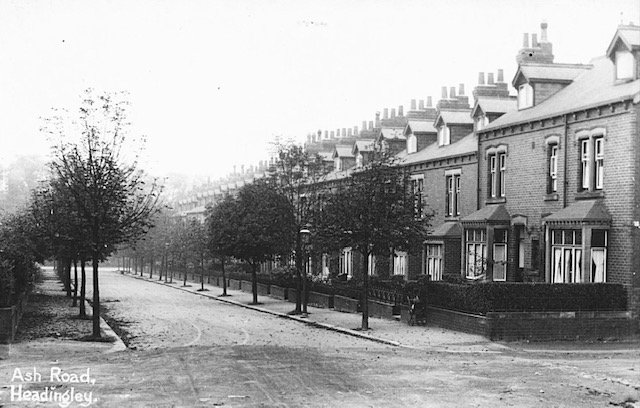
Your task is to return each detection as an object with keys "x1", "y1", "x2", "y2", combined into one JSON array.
[{"x1": 1, "y1": 0, "x2": 638, "y2": 180}]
